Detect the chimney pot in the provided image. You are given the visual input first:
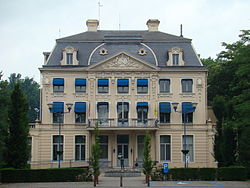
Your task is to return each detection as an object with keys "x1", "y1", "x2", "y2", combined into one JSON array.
[
  {"x1": 146, "y1": 19, "x2": 160, "y2": 31},
  {"x1": 86, "y1": 19, "x2": 99, "y2": 32}
]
